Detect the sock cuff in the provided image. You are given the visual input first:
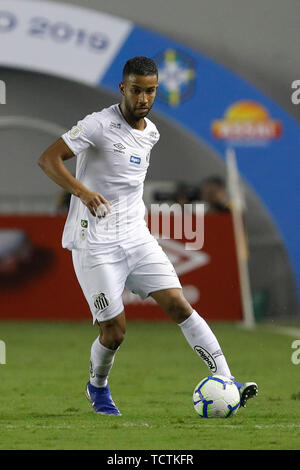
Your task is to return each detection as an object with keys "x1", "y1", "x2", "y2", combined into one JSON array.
[
  {"x1": 178, "y1": 310, "x2": 202, "y2": 328},
  {"x1": 92, "y1": 337, "x2": 118, "y2": 355}
]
